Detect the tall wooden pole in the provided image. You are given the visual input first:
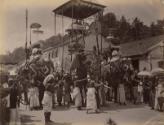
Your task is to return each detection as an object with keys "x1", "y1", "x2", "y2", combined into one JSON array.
[
  {"x1": 25, "y1": 9, "x2": 28, "y2": 63},
  {"x1": 61, "y1": 8, "x2": 64, "y2": 75},
  {"x1": 30, "y1": 27, "x2": 32, "y2": 45},
  {"x1": 54, "y1": 13, "x2": 56, "y2": 36}
]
